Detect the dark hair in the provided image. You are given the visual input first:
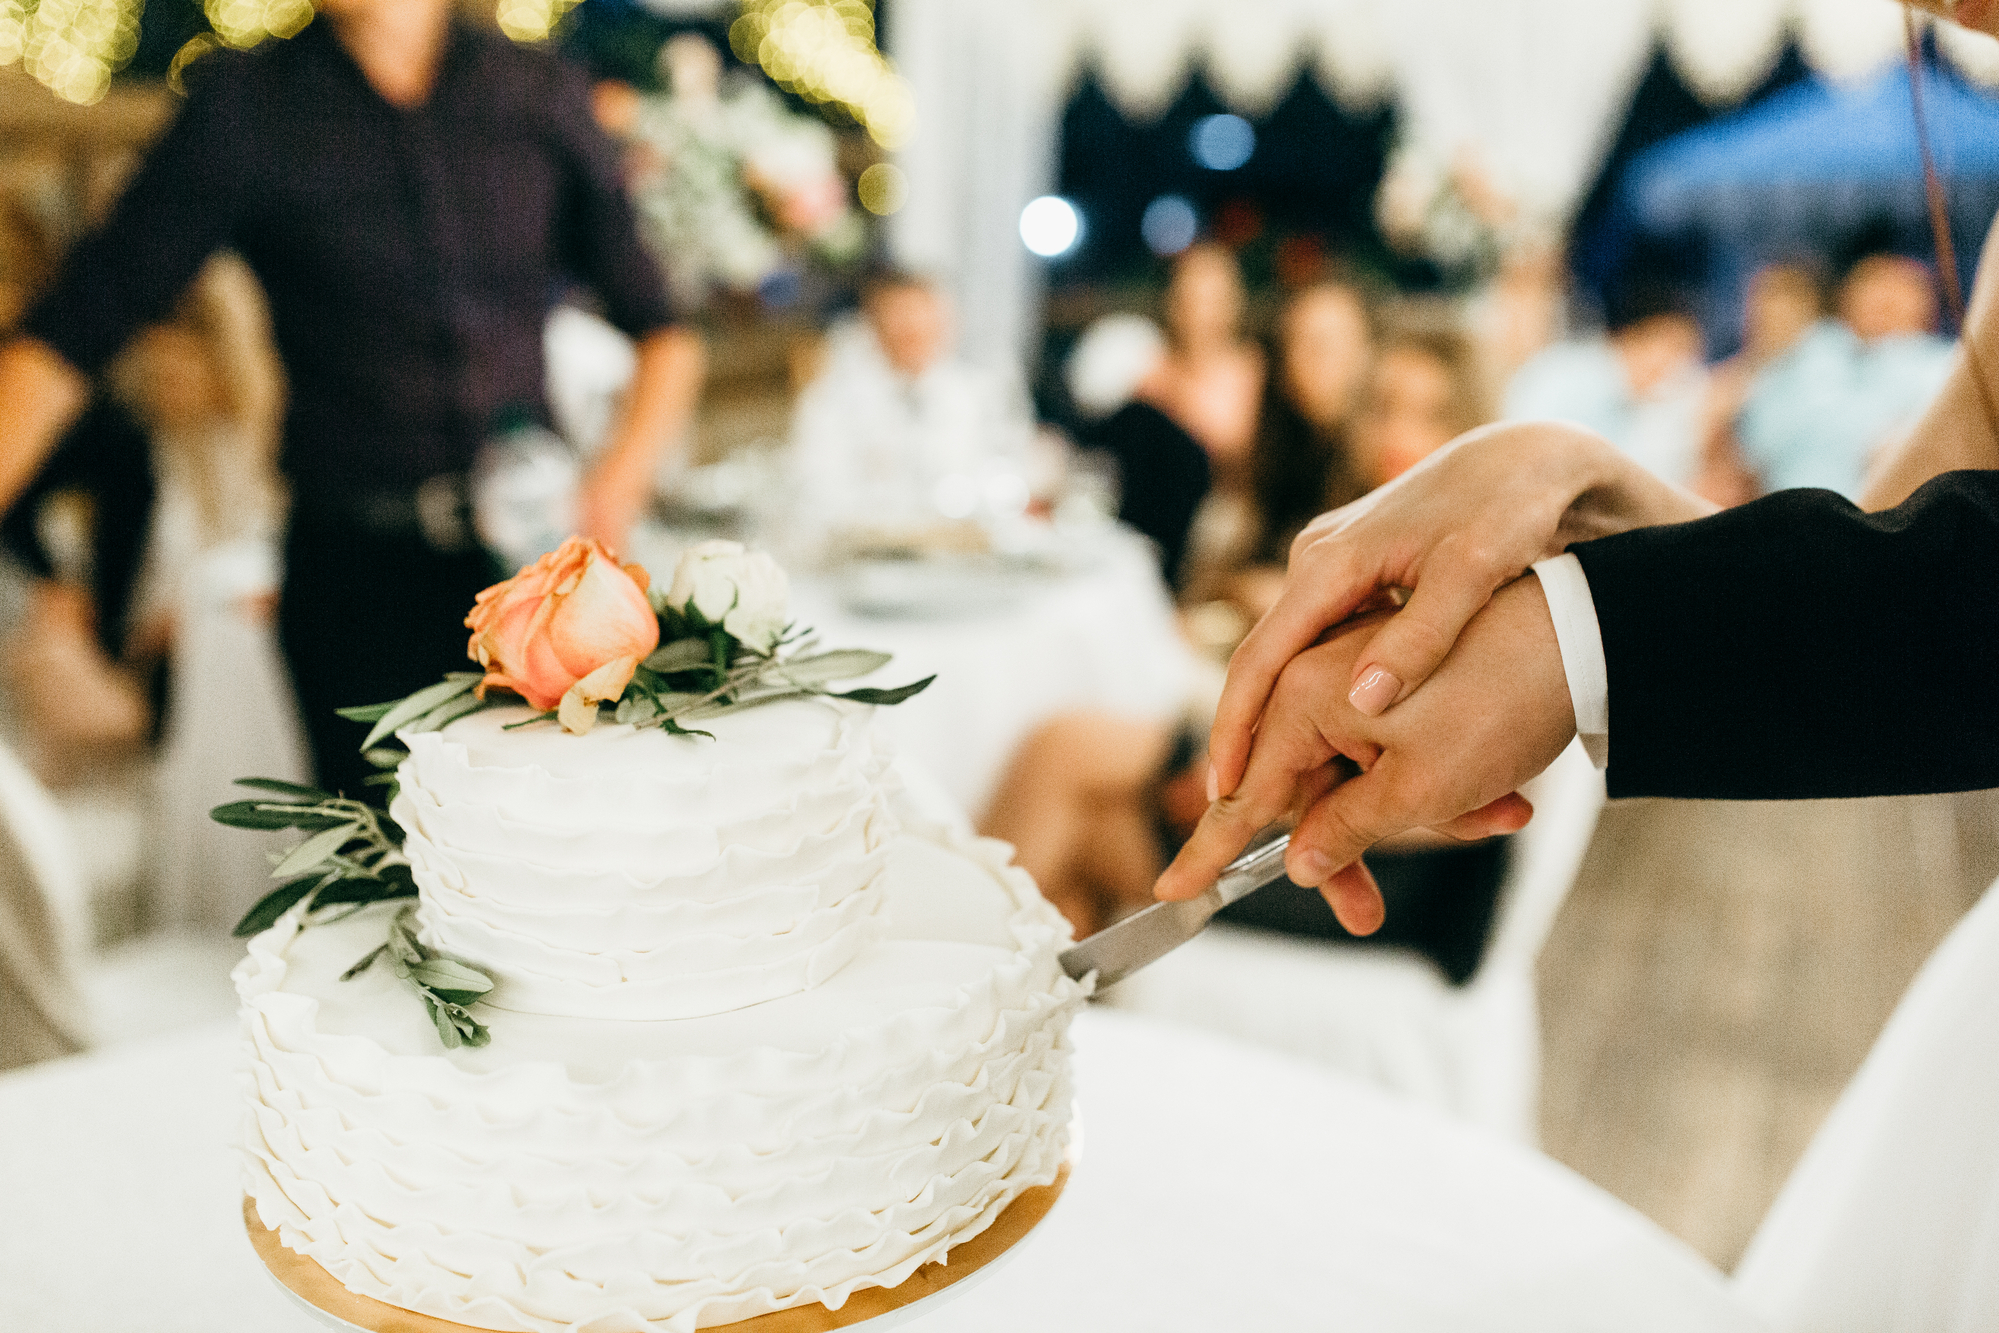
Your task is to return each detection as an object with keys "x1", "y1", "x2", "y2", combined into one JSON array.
[
  {"x1": 1602, "y1": 273, "x2": 1698, "y2": 335},
  {"x1": 1248, "y1": 283, "x2": 1375, "y2": 561},
  {"x1": 859, "y1": 266, "x2": 936, "y2": 302},
  {"x1": 1831, "y1": 216, "x2": 1918, "y2": 284}
]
